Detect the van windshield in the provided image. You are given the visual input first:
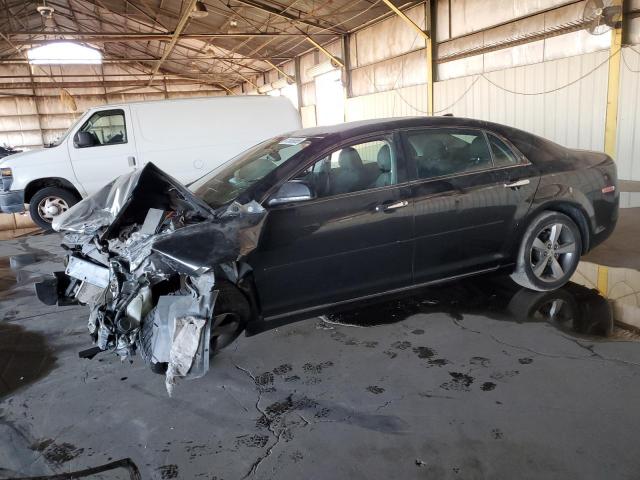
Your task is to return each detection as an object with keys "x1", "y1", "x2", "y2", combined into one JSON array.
[
  {"x1": 46, "y1": 114, "x2": 85, "y2": 148},
  {"x1": 191, "y1": 135, "x2": 311, "y2": 208}
]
